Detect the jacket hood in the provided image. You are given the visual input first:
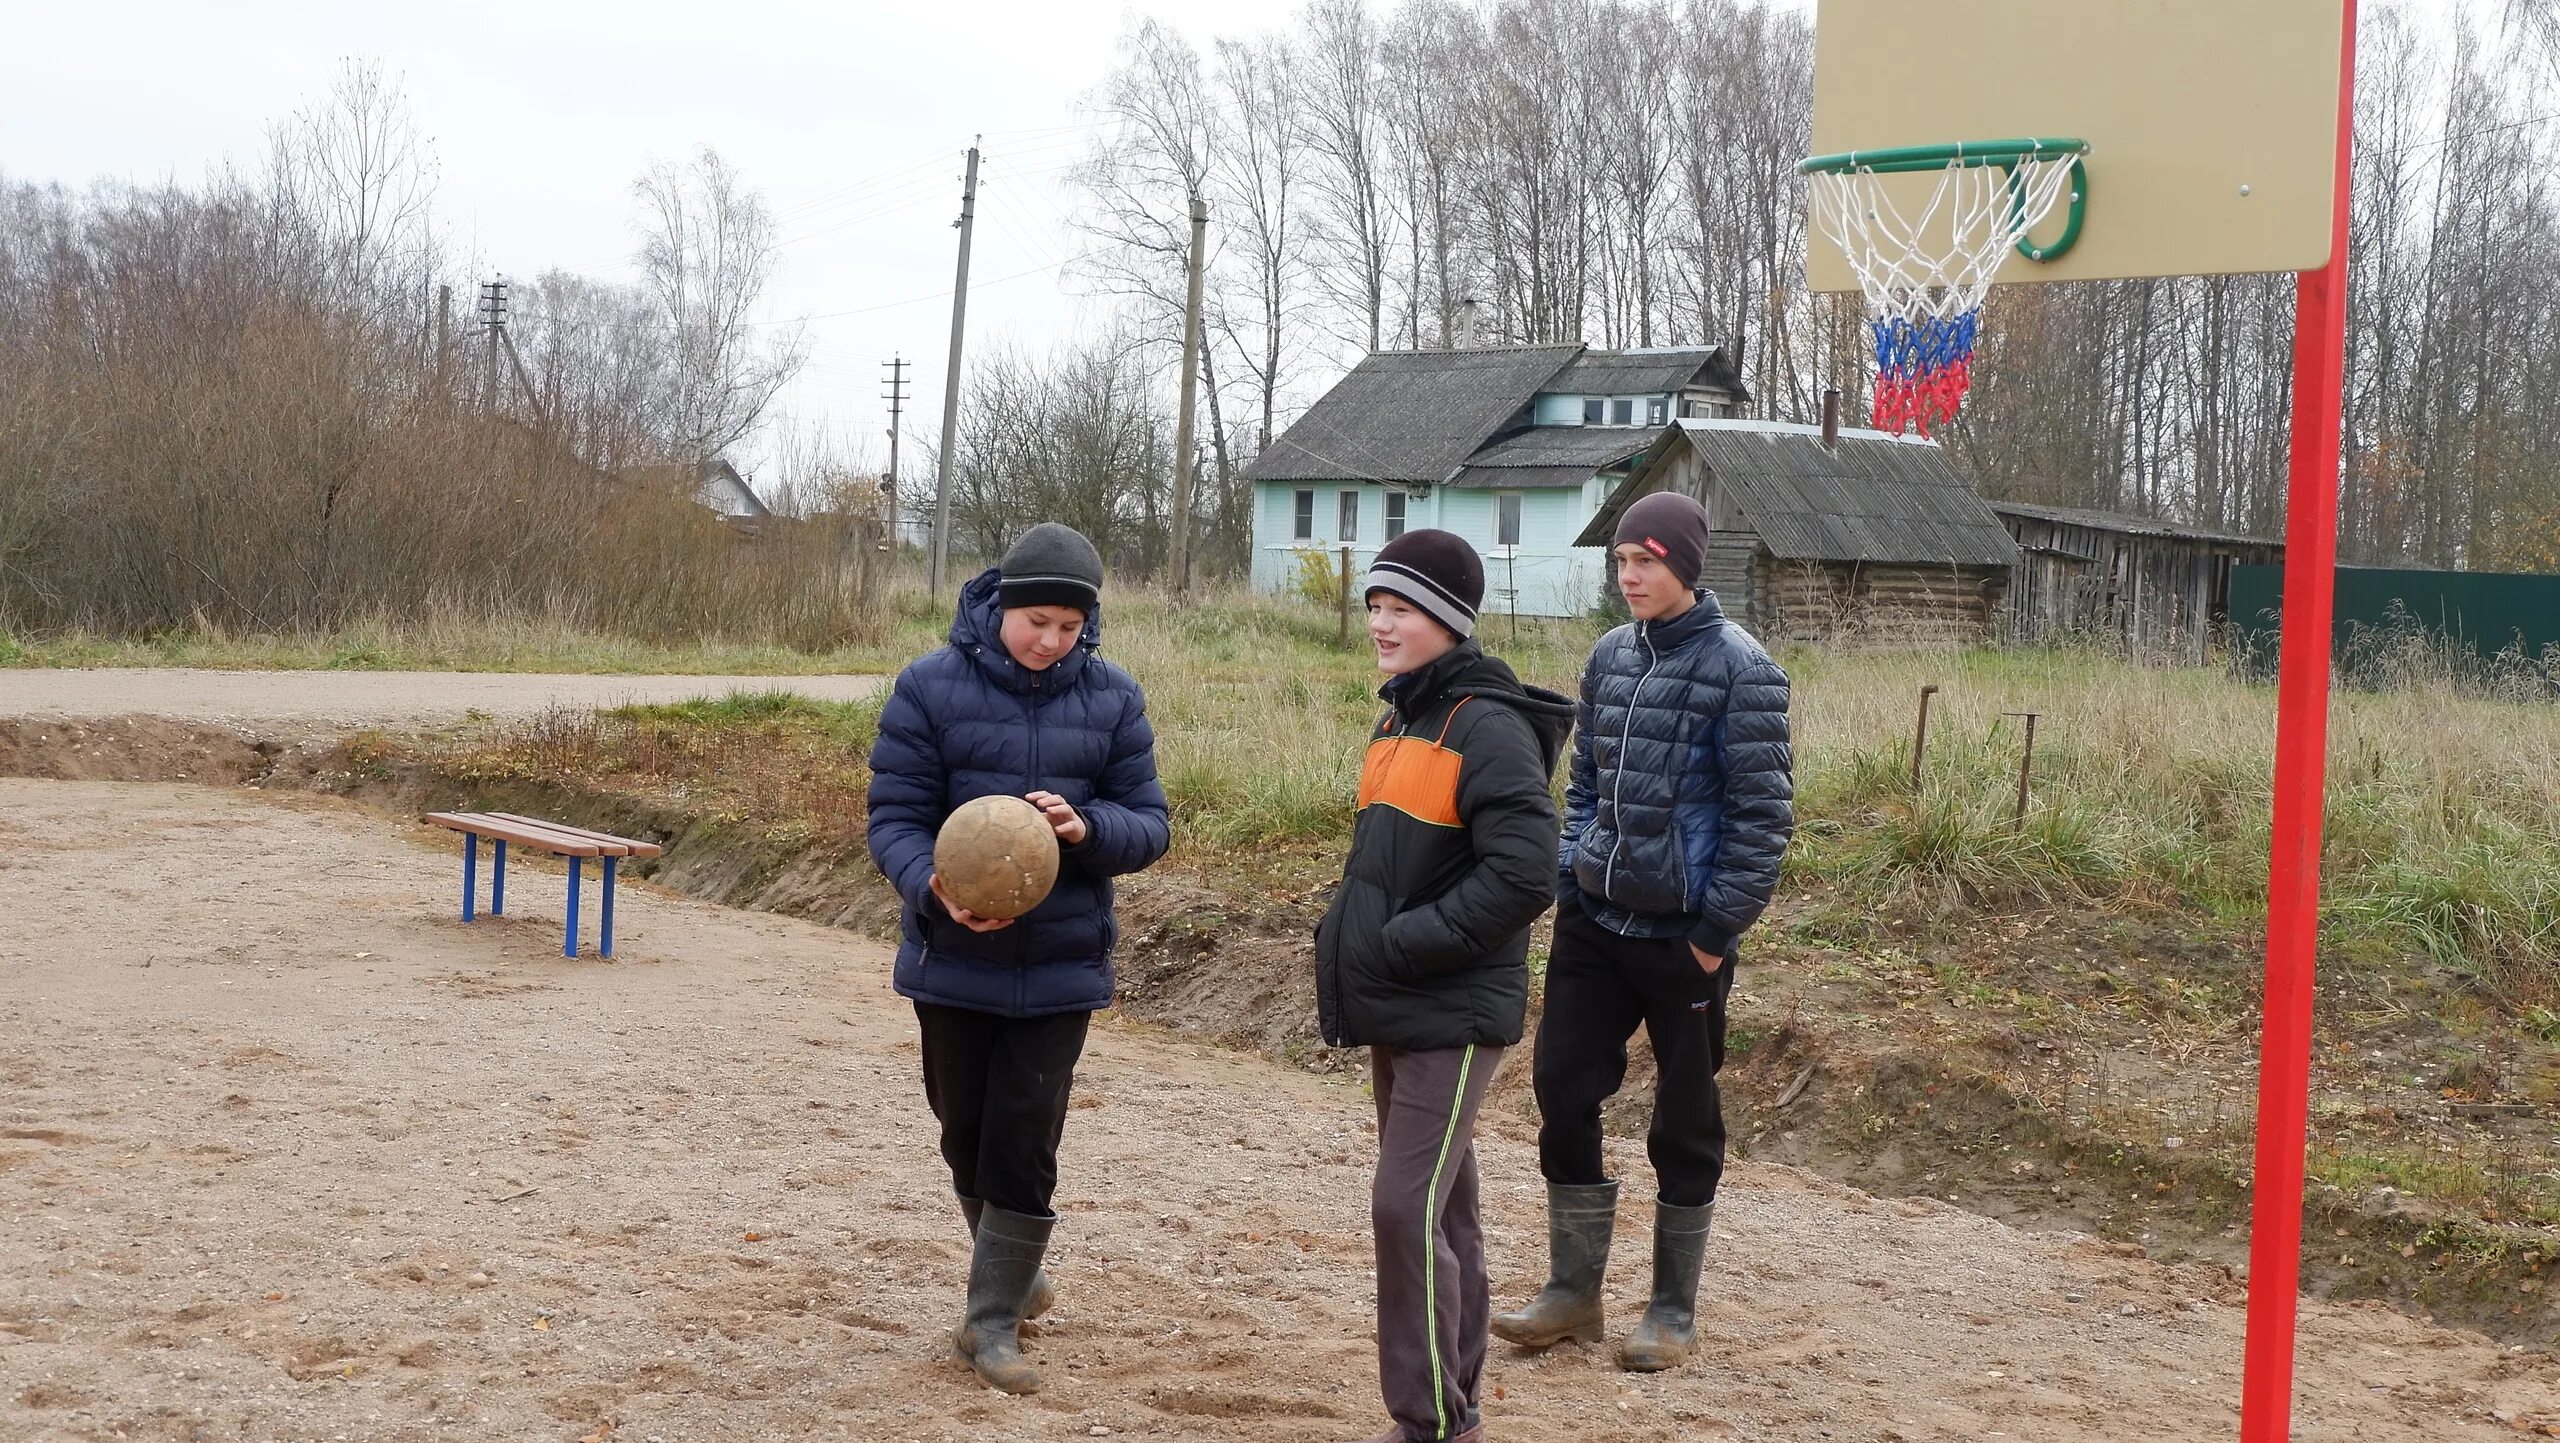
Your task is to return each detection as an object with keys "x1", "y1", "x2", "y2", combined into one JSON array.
[
  {"x1": 1387, "y1": 639, "x2": 1578, "y2": 773},
  {"x1": 951, "y1": 565, "x2": 1103, "y2": 693}
]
